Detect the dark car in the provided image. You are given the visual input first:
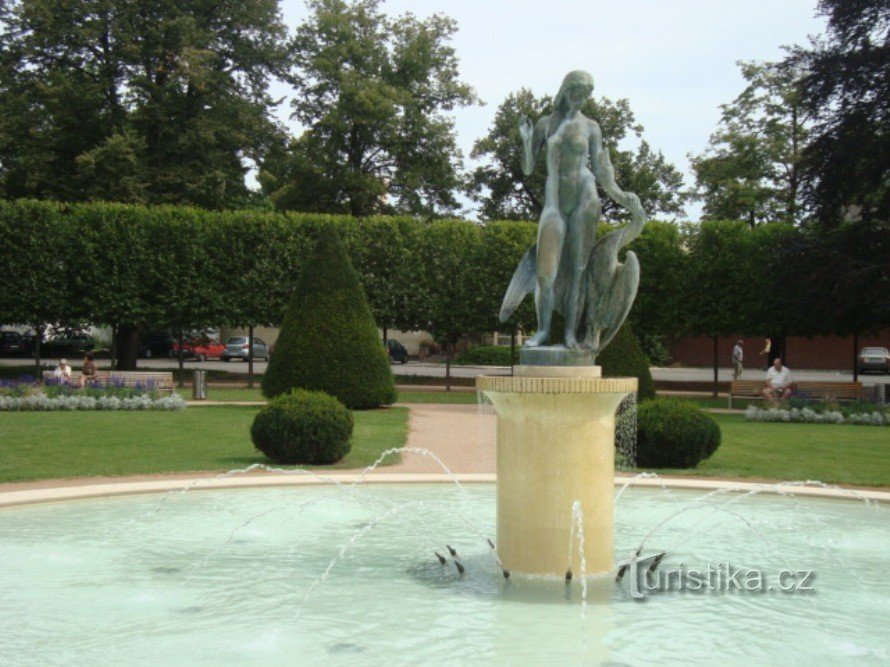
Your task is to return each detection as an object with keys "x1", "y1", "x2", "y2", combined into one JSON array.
[
  {"x1": 44, "y1": 333, "x2": 96, "y2": 357},
  {"x1": 387, "y1": 339, "x2": 408, "y2": 364},
  {"x1": 139, "y1": 331, "x2": 175, "y2": 359},
  {"x1": 858, "y1": 346, "x2": 889, "y2": 374},
  {"x1": 0, "y1": 331, "x2": 31, "y2": 357}
]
